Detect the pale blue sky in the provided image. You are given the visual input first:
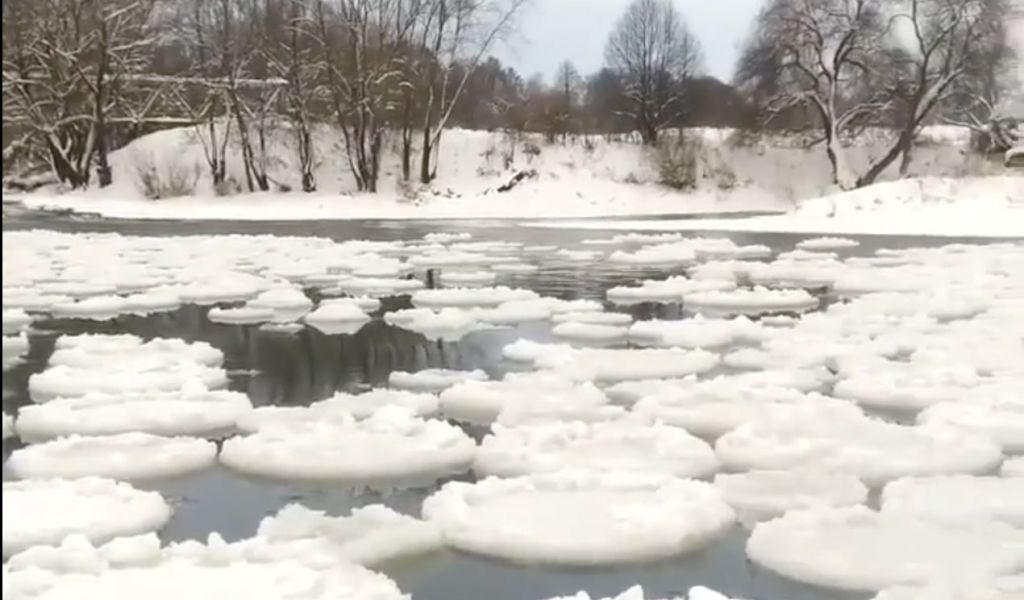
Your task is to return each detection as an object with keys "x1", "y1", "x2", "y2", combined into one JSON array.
[{"x1": 495, "y1": 0, "x2": 768, "y2": 83}]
